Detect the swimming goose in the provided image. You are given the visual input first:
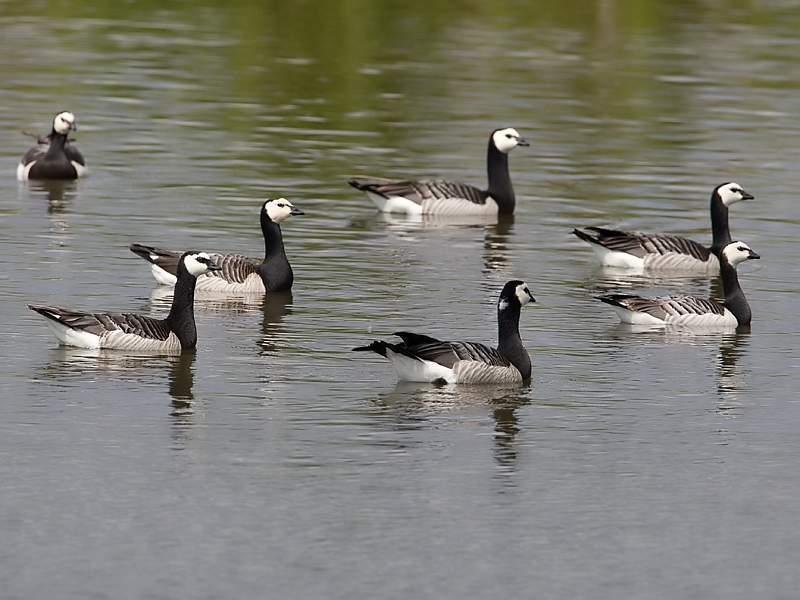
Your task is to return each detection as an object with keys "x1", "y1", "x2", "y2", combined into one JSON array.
[
  {"x1": 573, "y1": 182, "x2": 753, "y2": 273},
  {"x1": 28, "y1": 251, "x2": 220, "y2": 353},
  {"x1": 348, "y1": 127, "x2": 529, "y2": 216},
  {"x1": 354, "y1": 280, "x2": 534, "y2": 384},
  {"x1": 130, "y1": 198, "x2": 303, "y2": 293},
  {"x1": 17, "y1": 112, "x2": 87, "y2": 181},
  {"x1": 596, "y1": 241, "x2": 759, "y2": 330}
]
